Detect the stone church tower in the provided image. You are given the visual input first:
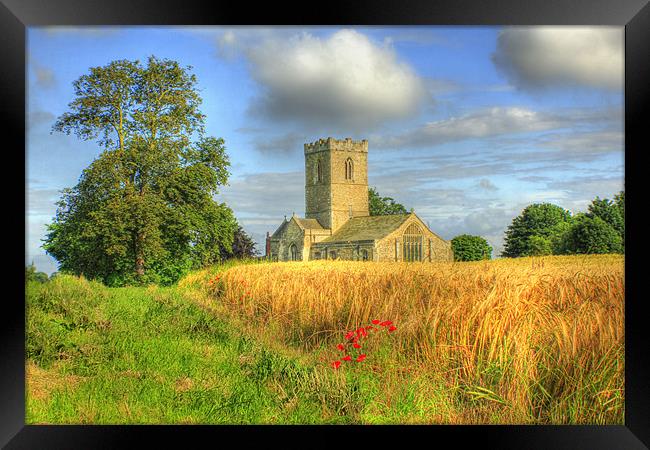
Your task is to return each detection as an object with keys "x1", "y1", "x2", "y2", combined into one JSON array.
[
  {"x1": 304, "y1": 137, "x2": 369, "y2": 234},
  {"x1": 266, "y1": 137, "x2": 453, "y2": 263}
]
